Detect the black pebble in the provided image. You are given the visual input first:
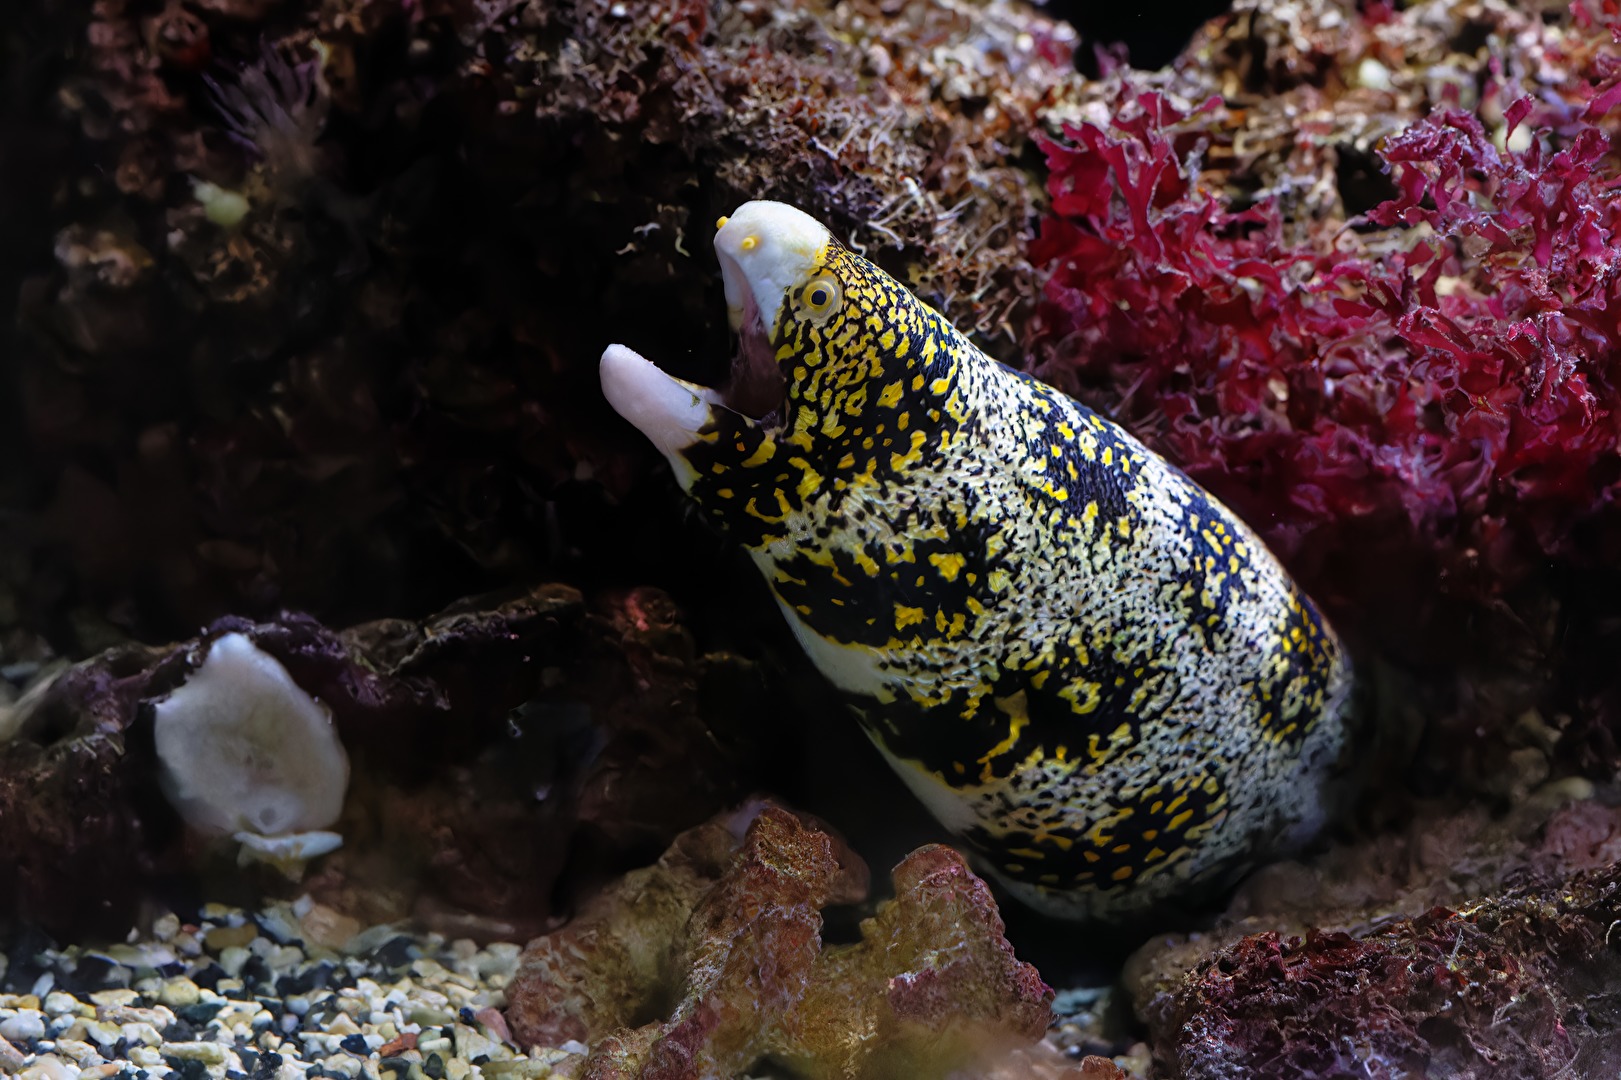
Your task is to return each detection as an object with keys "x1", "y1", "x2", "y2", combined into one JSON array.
[
  {"x1": 250, "y1": 1051, "x2": 283, "y2": 1080},
  {"x1": 166, "y1": 1019, "x2": 198, "y2": 1042},
  {"x1": 379, "y1": 1057, "x2": 414, "y2": 1074},
  {"x1": 340, "y1": 1034, "x2": 370, "y2": 1056},
  {"x1": 191, "y1": 963, "x2": 227, "y2": 992},
  {"x1": 458, "y1": 1008, "x2": 477, "y2": 1026},
  {"x1": 176, "y1": 1002, "x2": 225, "y2": 1026},
  {"x1": 277, "y1": 962, "x2": 334, "y2": 997},
  {"x1": 372, "y1": 937, "x2": 416, "y2": 970},
  {"x1": 237, "y1": 1048, "x2": 259, "y2": 1074},
  {"x1": 240, "y1": 955, "x2": 273, "y2": 990},
  {"x1": 62, "y1": 955, "x2": 121, "y2": 992},
  {"x1": 163, "y1": 1057, "x2": 211, "y2": 1080},
  {"x1": 424, "y1": 1053, "x2": 446, "y2": 1079}
]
